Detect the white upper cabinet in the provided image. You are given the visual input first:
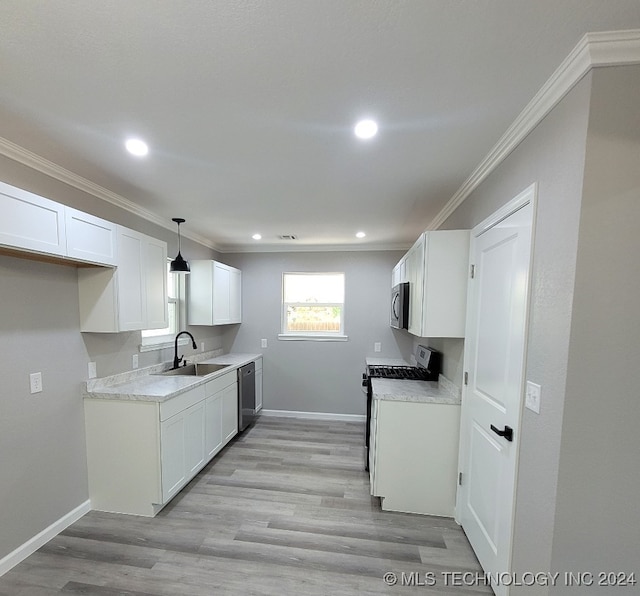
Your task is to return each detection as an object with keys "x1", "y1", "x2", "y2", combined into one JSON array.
[
  {"x1": 188, "y1": 260, "x2": 242, "y2": 326},
  {"x1": 65, "y1": 207, "x2": 117, "y2": 266},
  {"x1": 0, "y1": 180, "x2": 119, "y2": 266},
  {"x1": 78, "y1": 226, "x2": 168, "y2": 332},
  {"x1": 405, "y1": 230, "x2": 470, "y2": 338},
  {"x1": 0, "y1": 180, "x2": 67, "y2": 257}
]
